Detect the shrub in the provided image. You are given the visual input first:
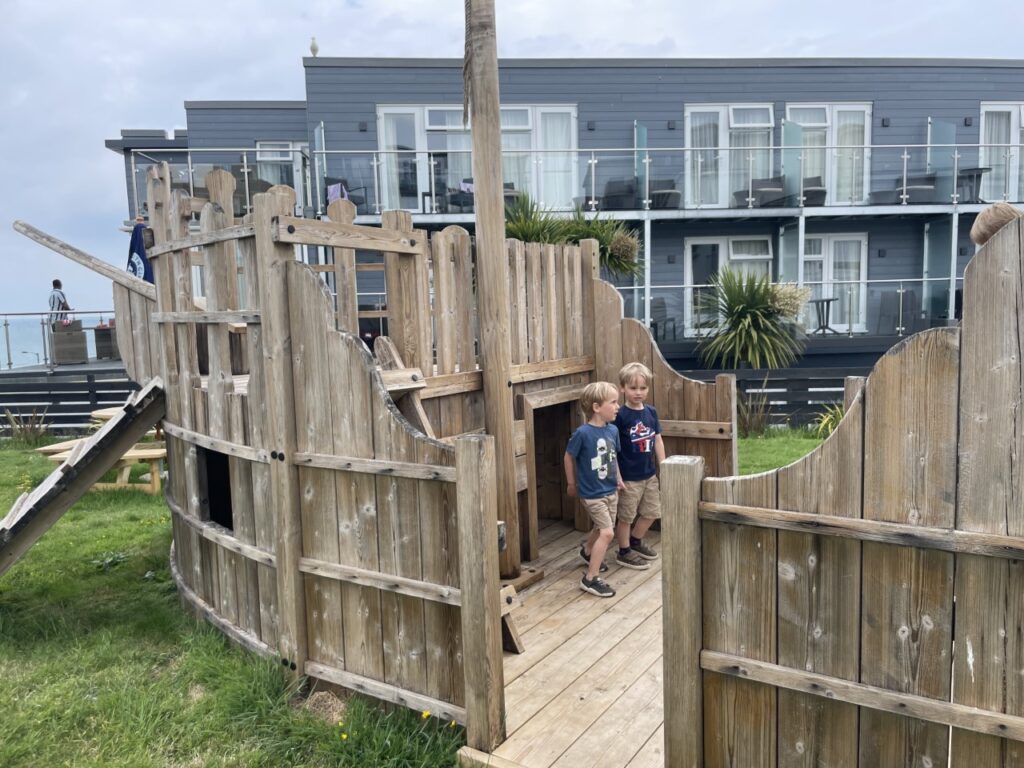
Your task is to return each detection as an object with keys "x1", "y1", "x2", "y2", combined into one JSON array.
[
  {"x1": 504, "y1": 193, "x2": 642, "y2": 279},
  {"x1": 813, "y1": 402, "x2": 845, "y2": 439},
  {"x1": 4, "y1": 407, "x2": 50, "y2": 447},
  {"x1": 698, "y1": 269, "x2": 806, "y2": 370}
]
